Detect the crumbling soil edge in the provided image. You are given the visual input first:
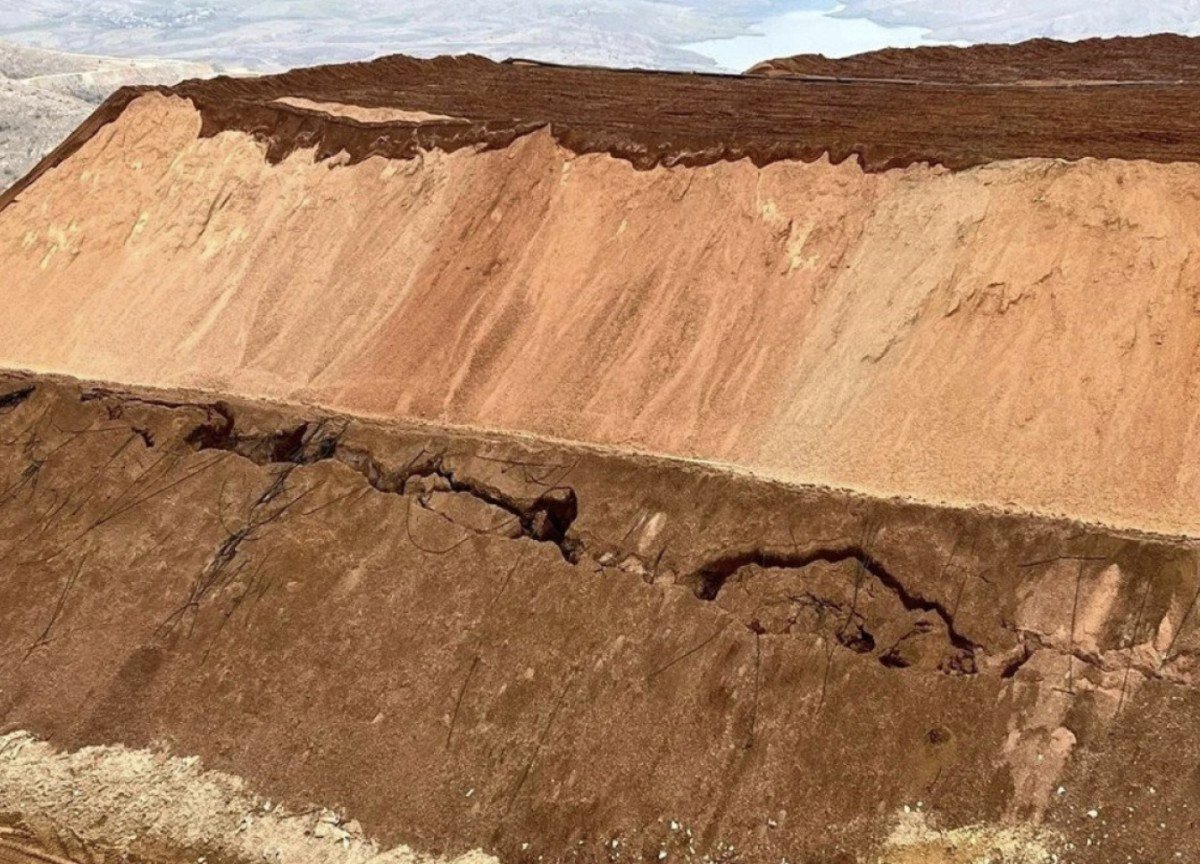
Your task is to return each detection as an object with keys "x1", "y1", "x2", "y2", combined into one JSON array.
[
  {"x1": 11, "y1": 368, "x2": 1198, "y2": 689},
  {"x1": 6, "y1": 366, "x2": 1194, "y2": 548},
  {"x1": 0, "y1": 87, "x2": 150, "y2": 213}
]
